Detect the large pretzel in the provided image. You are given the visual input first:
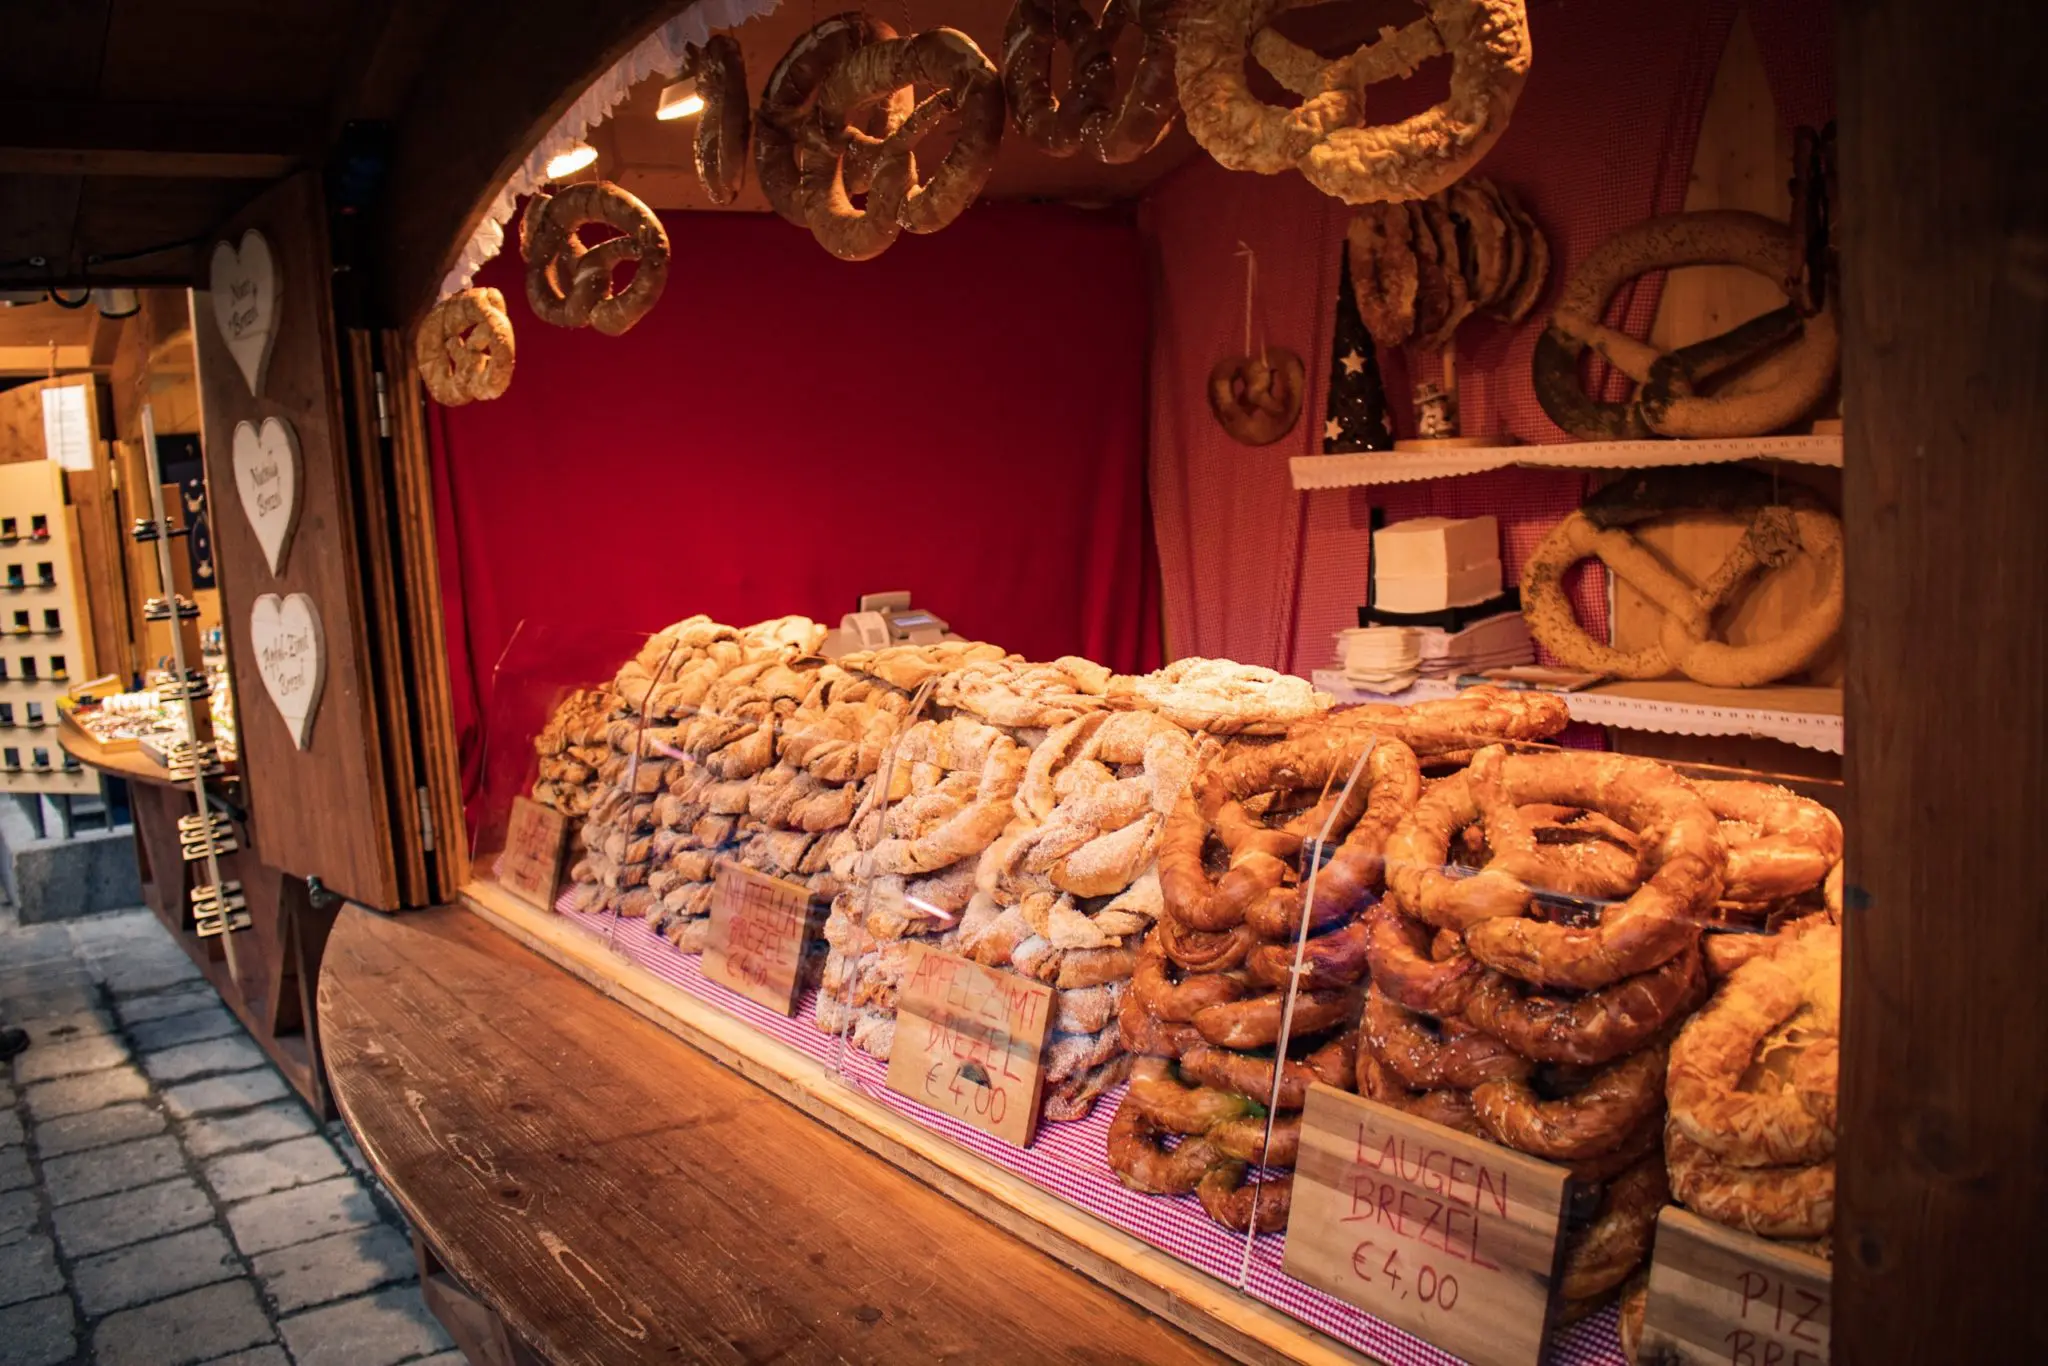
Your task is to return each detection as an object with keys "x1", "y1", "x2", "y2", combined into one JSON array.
[
  {"x1": 1521, "y1": 469, "x2": 1845, "y2": 688},
  {"x1": 754, "y1": 15, "x2": 914, "y2": 228},
  {"x1": 1532, "y1": 211, "x2": 1839, "y2": 440},
  {"x1": 1177, "y1": 0, "x2": 1529, "y2": 203},
  {"x1": 1003, "y1": 0, "x2": 1182, "y2": 163},
  {"x1": 800, "y1": 28, "x2": 1005, "y2": 261},
  {"x1": 415, "y1": 288, "x2": 514, "y2": 406},
  {"x1": 691, "y1": 35, "x2": 750, "y2": 206},
  {"x1": 520, "y1": 183, "x2": 669, "y2": 335}
]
